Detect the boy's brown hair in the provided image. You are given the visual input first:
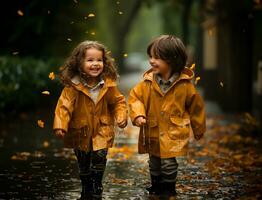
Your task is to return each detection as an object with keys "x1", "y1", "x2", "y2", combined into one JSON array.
[
  {"x1": 147, "y1": 35, "x2": 188, "y2": 73},
  {"x1": 59, "y1": 40, "x2": 118, "y2": 86}
]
